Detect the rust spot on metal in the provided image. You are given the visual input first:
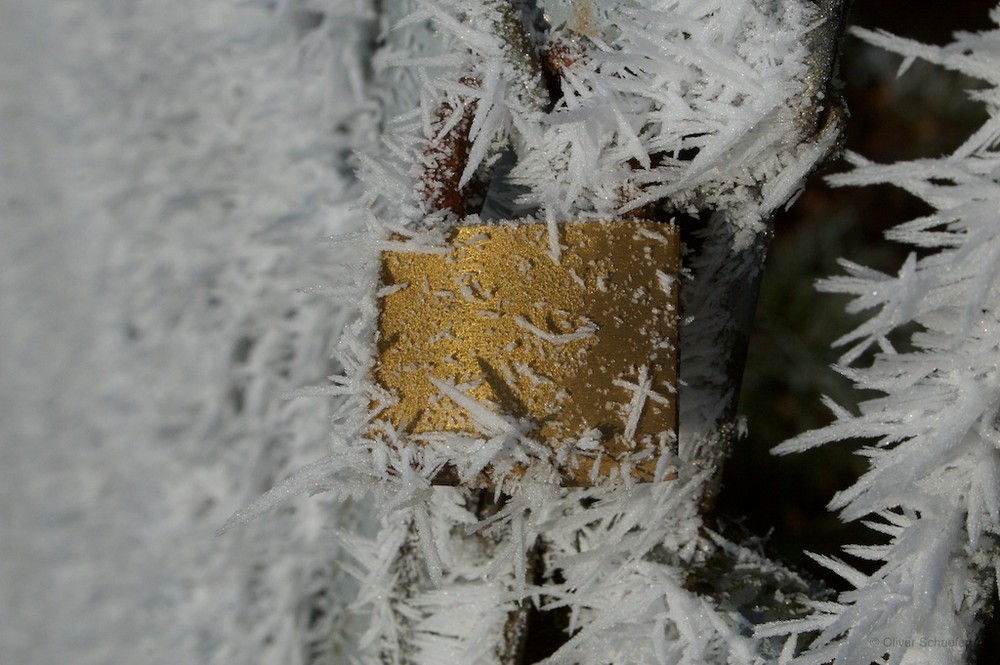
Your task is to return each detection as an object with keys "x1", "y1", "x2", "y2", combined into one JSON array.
[{"x1": 421, "y1": 77, "x2": 480, "y2": 216}]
